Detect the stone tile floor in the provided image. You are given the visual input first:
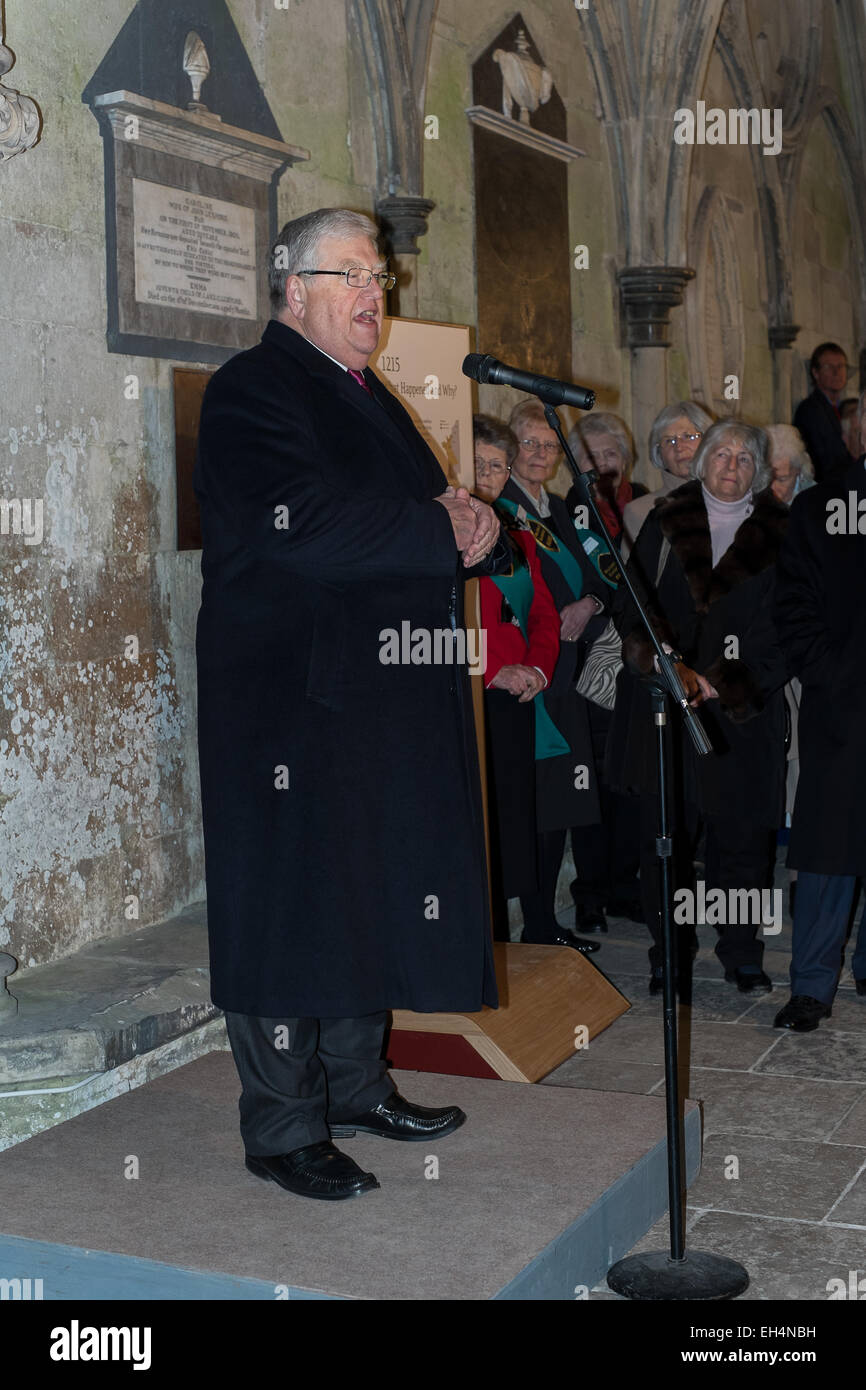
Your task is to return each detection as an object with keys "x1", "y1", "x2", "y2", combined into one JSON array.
[{"x1": 542, "y1": 884, "x2": 866, "y2": 1300}]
